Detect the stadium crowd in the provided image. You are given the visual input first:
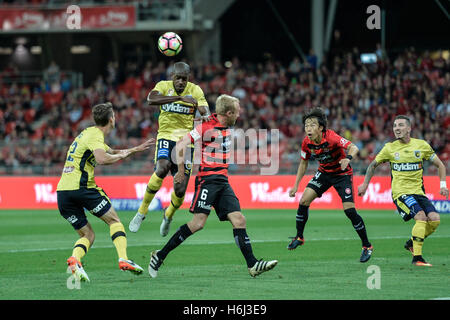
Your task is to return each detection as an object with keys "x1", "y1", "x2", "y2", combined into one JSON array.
[{"x1": 0, "y1": 46, "x2": 449, "y2": 175}]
